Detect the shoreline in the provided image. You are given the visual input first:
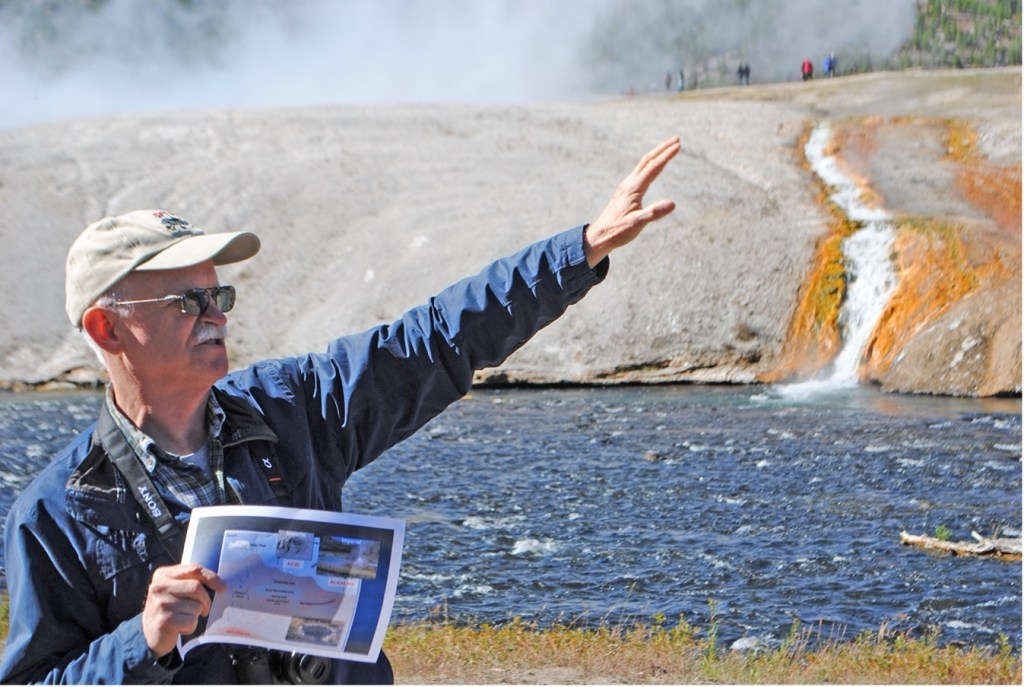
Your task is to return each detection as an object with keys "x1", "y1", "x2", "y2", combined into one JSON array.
[{"x1": 3, "y1": 379, "x2": 1022, "y2": 407}]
